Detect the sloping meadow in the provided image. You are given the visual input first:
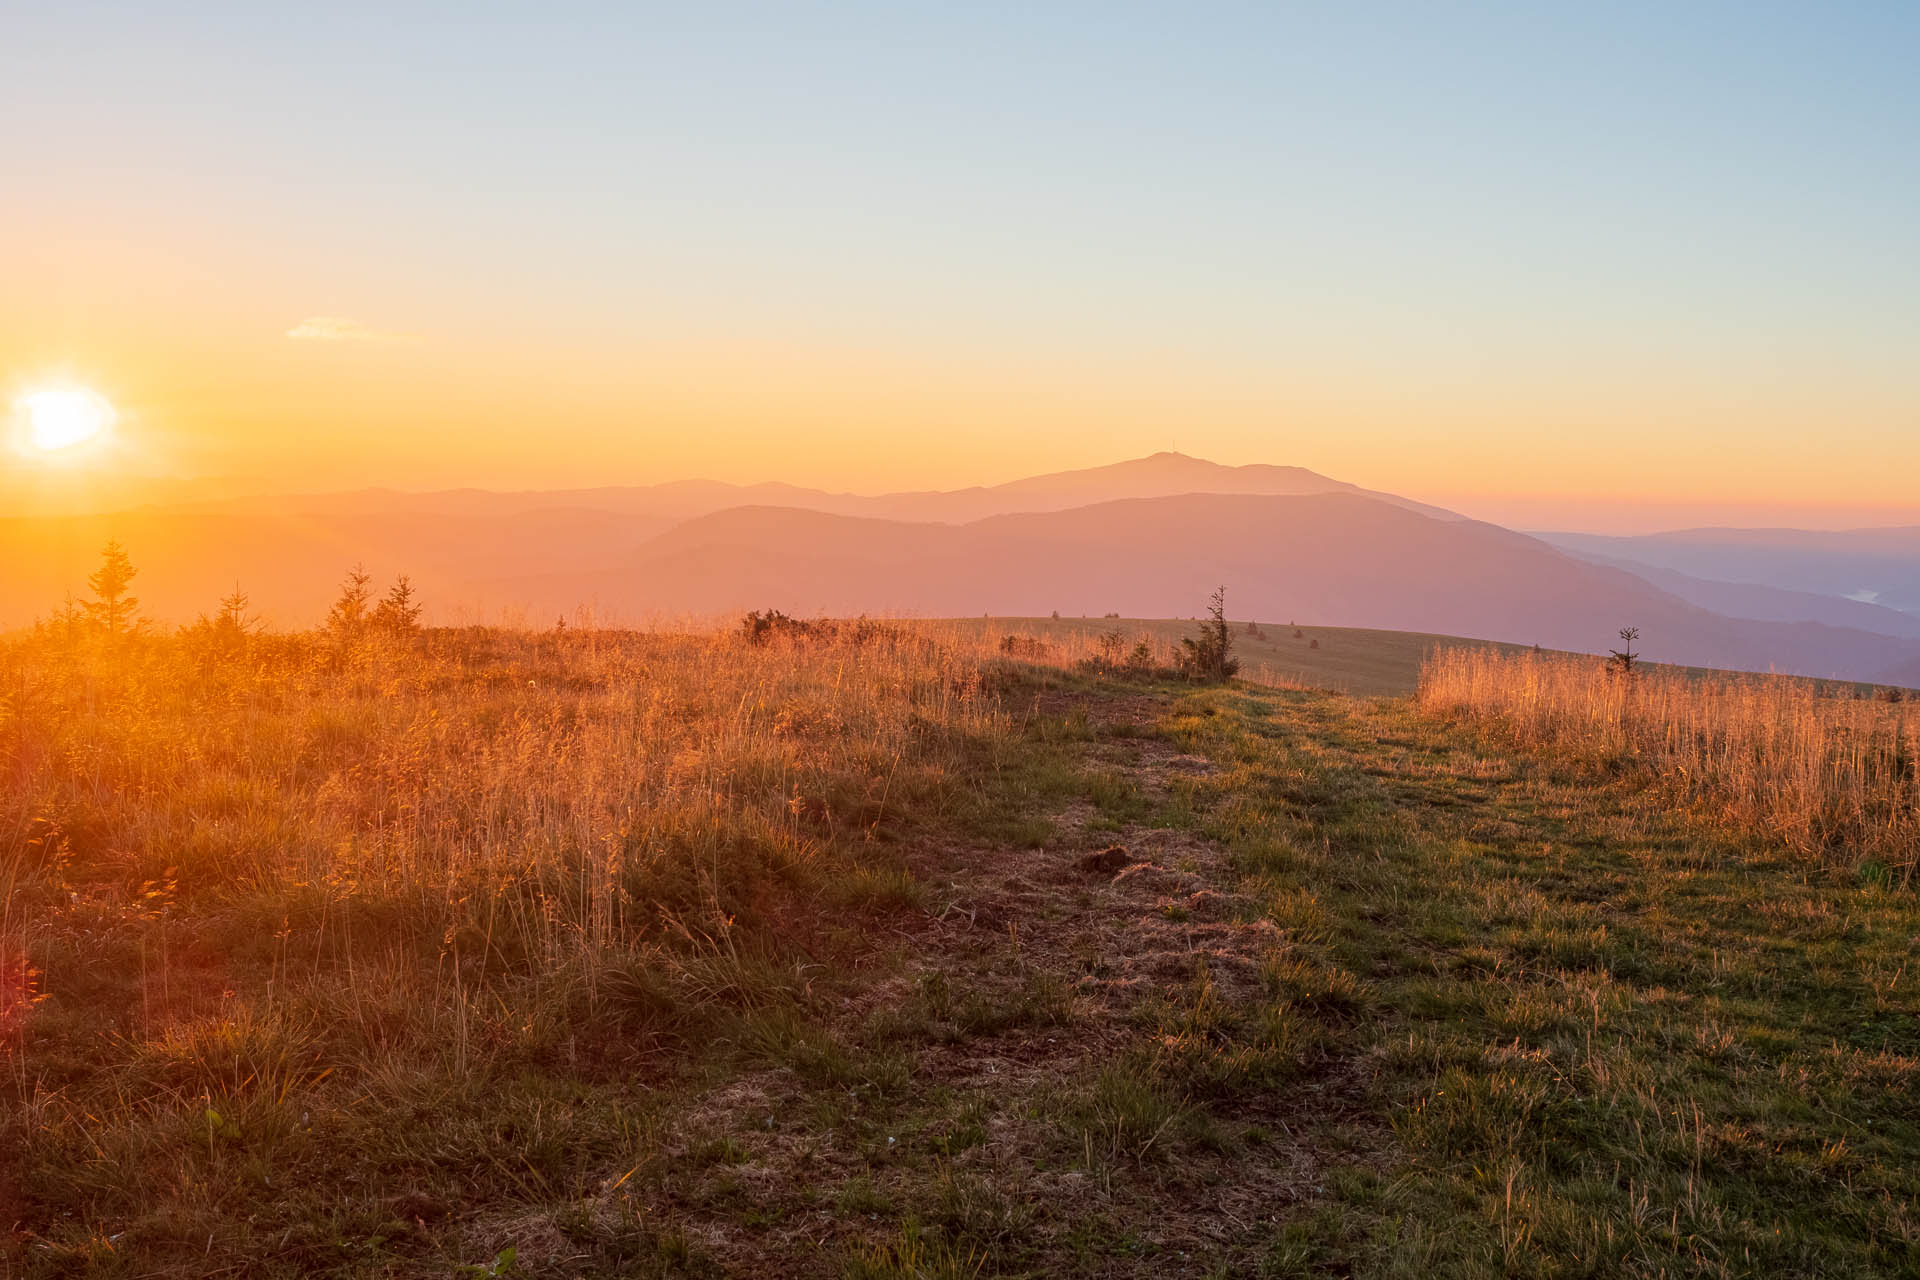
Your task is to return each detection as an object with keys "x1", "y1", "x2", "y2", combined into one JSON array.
[
  {"x1": 0, "y1": 622, "x2": 1017, "y2": 1262},
  {"x1": 1420, "y1": 648, "x2": 1920, "y2": 884}
]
